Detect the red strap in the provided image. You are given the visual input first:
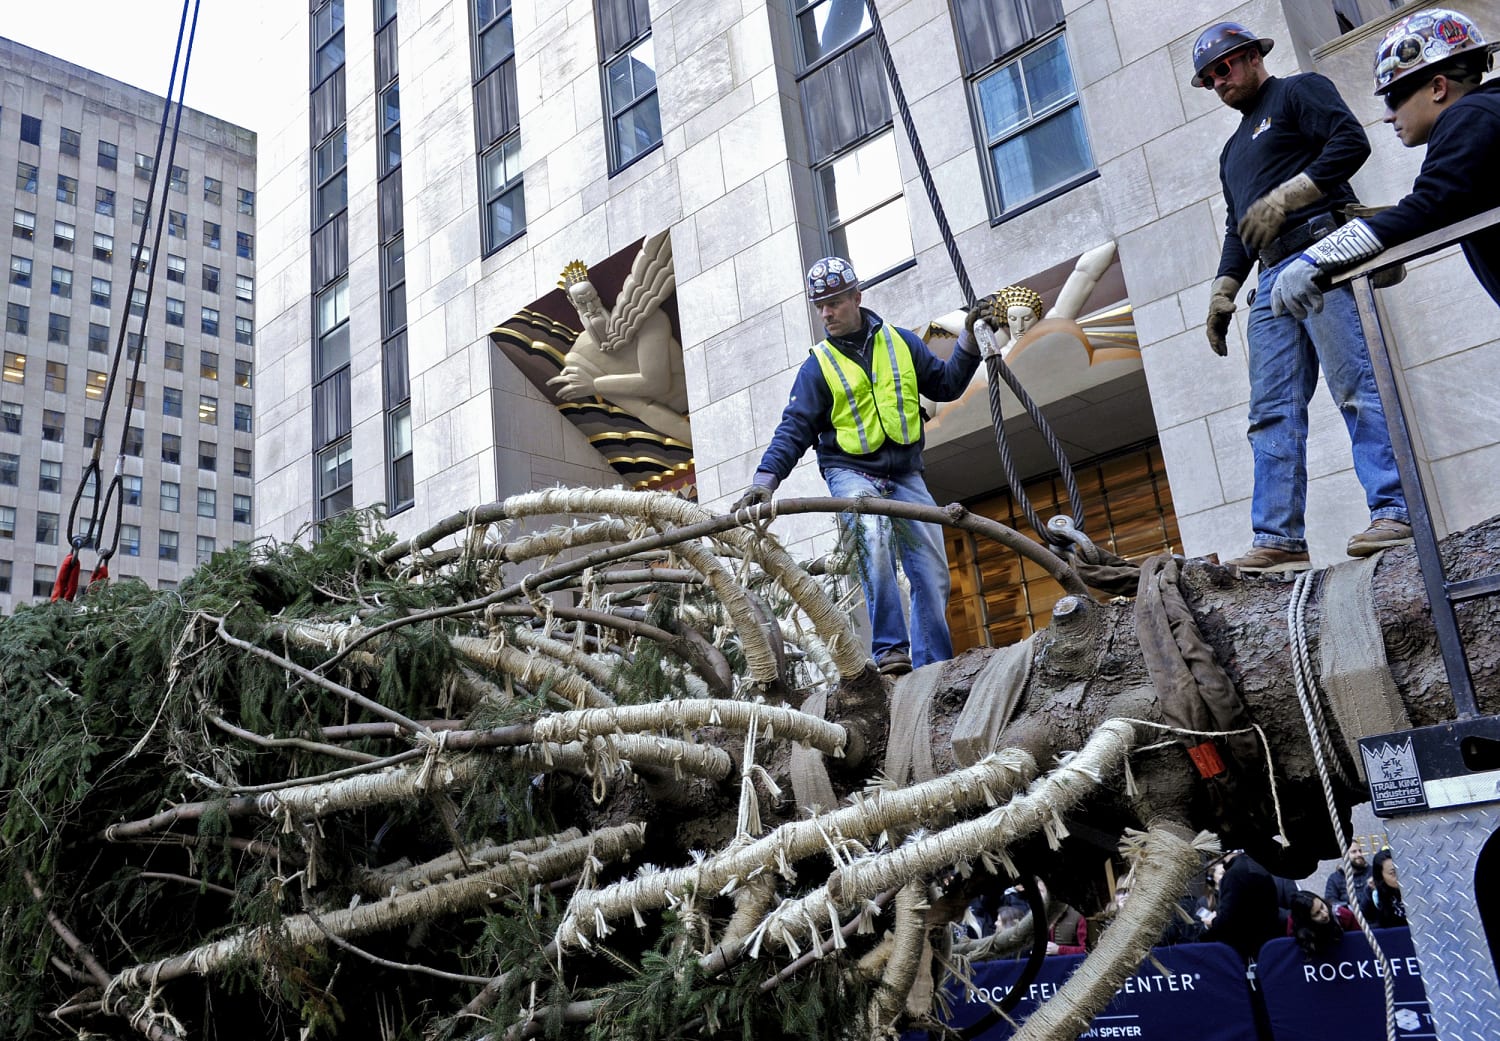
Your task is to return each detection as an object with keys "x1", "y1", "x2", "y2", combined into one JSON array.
[
  {"x1": 1187, "y1": 740, "x2": 1227, "y2": 778},
  {"x1": 51, "y1": 552, "x2": 81, "y2": 602},
  {"x1": 86, "y1": 562, "x2": 110, "y2": 592}
]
